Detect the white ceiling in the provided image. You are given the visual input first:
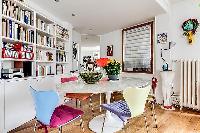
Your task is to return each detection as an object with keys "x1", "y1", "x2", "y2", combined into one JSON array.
[
  {"x1": 31, "y1": 0, "x2": 166, "y2": 35},
  {"x1": 169, "y1": 0, "x2": 183, "y2": 4}
]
